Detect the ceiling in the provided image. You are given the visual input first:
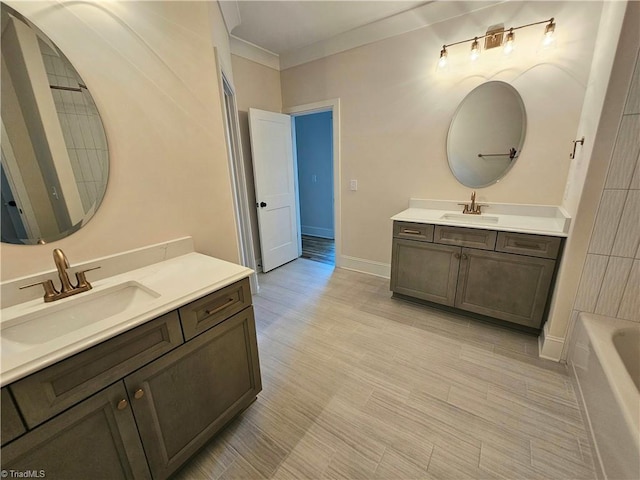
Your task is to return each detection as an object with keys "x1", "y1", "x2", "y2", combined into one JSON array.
[
  {"x1": 229, "y1": 1, "x2": 428, "y2": 55},
  {"x1": 220, "y1": 1, "x2": 503, "y2": 70}
]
